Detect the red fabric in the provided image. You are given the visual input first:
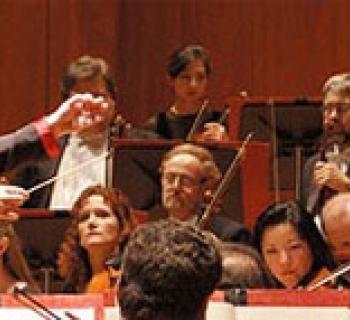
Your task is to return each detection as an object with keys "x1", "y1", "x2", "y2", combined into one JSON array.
[
  {"x1": 248, "y1": 289, "x2": 350, "y2": 306},
  {"x1": 33, "y1": 118, "x2": 60, "y2": 158},
  {"x1": 211, "y1": 289, "x2": 350, "y2": 306}
]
